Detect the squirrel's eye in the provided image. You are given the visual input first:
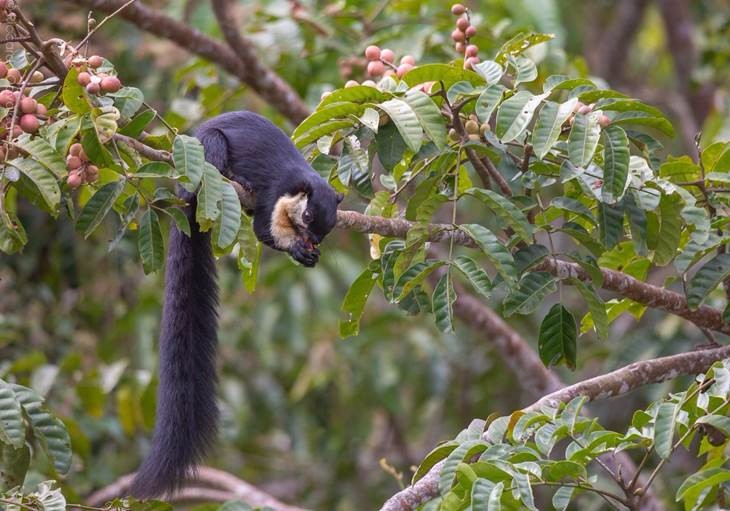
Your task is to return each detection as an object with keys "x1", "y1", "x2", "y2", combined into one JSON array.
[{"x1": 302, "y1": 210, "x2": 313, "y2": 223}]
